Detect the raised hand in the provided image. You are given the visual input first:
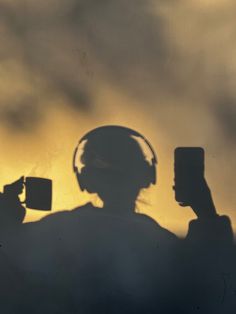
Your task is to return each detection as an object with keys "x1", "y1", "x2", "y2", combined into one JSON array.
[{"x1": 178, "y1": 178, "x2": 218, "y2": 220}]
